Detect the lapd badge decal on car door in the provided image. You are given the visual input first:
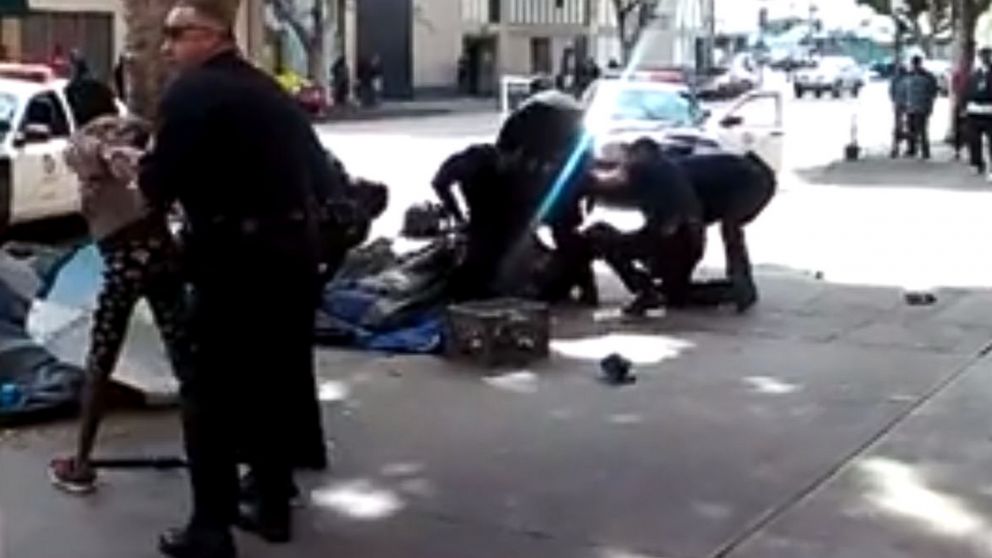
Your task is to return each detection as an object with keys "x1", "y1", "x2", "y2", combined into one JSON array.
[{"x1": 42, "y1": 154, "x2": 56, "y2": 176}]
